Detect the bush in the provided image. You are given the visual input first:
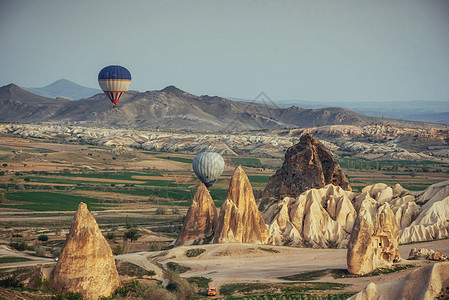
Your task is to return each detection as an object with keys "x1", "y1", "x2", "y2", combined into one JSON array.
[
  {"x1": 156, "y1": 207, "x2": 167, "y2": 215},
  {"x1": 9, "y1": 241, "x2": 28, "y2": 251},
  {"x1": 185, "y1": 248, "x2": 206, "y2": 257},
  {"x1": 38, "y1": 234, "x2": 49, "y2": 241},
  {"x1": 105, "y1": 232, "x2": 116, "y2": 240},
  {"x1": 123, "y1": 229, "x2": 140, "y2": 241},
  {"x1": 164, "y1": 269, "x2": 196, "y2": 299},
  {"x1": 0, "y1": 276, "x2": 23, "y2": 288},
  {"x1": 166, "y1": 262, "x2": 191, "y2": 273},
  {"x1": 113, "y1": 245, "x2": 123, "y2": 255}
]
